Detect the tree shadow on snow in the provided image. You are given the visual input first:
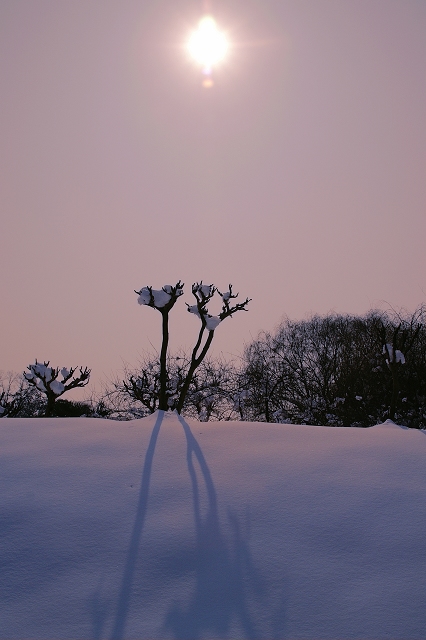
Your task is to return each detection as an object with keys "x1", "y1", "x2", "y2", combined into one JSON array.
[
  {"x1": 89, "y1": 577, "x2": 111, "y2": 640},
  {"x1": 164, "y1": 415, "x2": 265, "y2": 640},
  {"x1": 109, "y1": 410, "x2": 164, "y2": 640}
]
